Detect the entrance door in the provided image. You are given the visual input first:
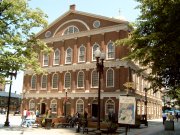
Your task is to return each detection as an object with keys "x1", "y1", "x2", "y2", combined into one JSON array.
[
  {"x1": 92, "y1": 103, "x2": 98, "y2": 118},
  {"x1": 41, "y1": 103, "x2": 46, "y2": 114}
]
